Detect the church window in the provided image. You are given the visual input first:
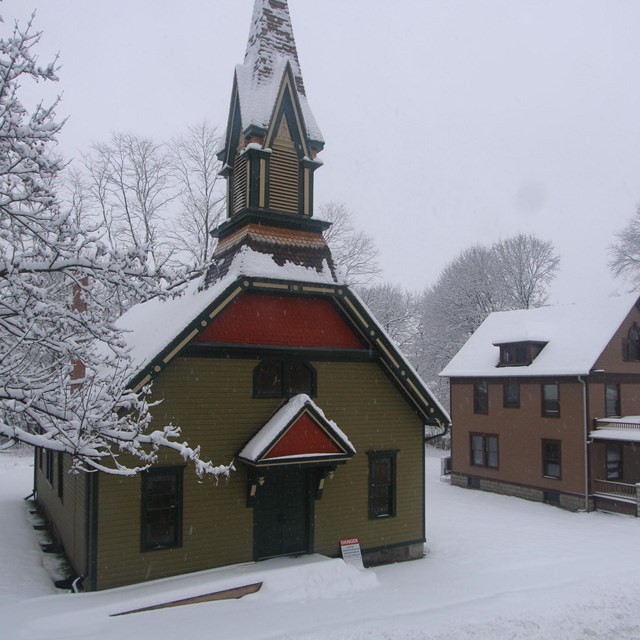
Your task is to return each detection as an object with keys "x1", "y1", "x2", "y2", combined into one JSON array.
[
  {"x1": 141, "y1": 468, "x2": 183, "y2": 551},
  {"x1": 623, "y1": 323, "x2": 640, "y2": 361},
  {"x1": 254, "y1": 360, "x2": 315, "y2": 398}
]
